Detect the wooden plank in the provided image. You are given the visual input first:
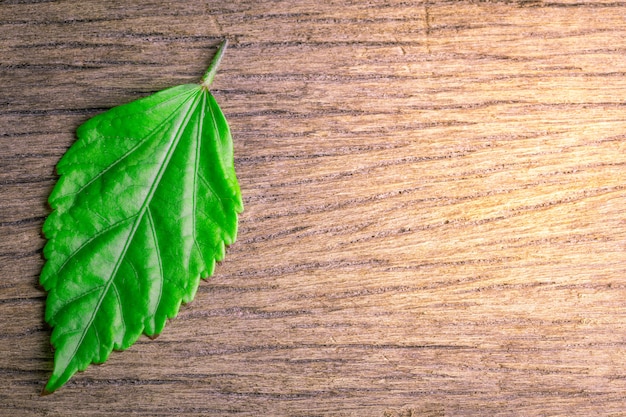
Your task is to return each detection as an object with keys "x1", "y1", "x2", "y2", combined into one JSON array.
[{"x1": 1, "y1": 0, "x2": 625, "y2": 415}]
